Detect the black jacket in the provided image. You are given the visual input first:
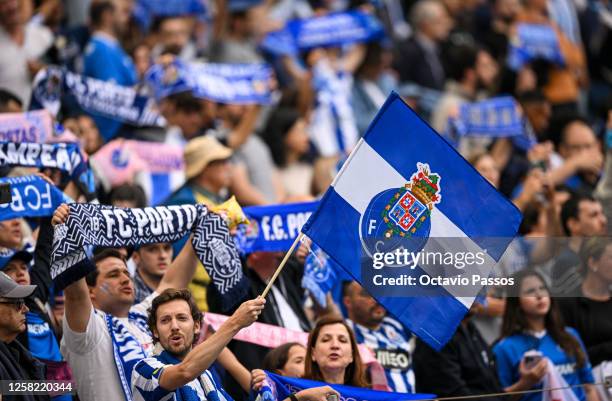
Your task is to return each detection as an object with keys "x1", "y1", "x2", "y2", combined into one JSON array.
[
  {"x1": 394, "y1": 37, "x2": 445, "y2": 90},
  {"x1": 558, "y1": 294, "x2": 612, "y2": 366},
  {"x1": 413, "y1": 320, "x2": 504, "y2": 401},
  {"x1": 0, "y1": 340, "x2": 50, "y2": 401}
]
